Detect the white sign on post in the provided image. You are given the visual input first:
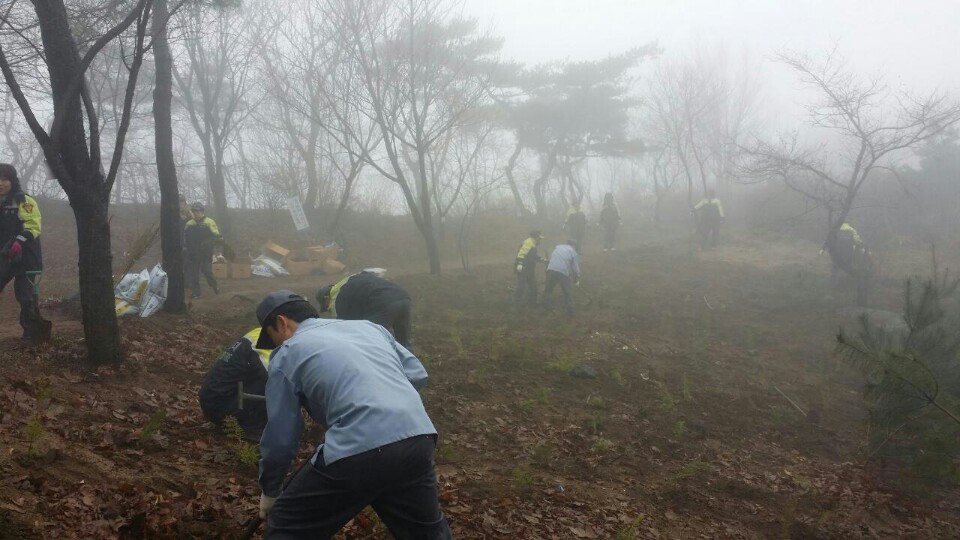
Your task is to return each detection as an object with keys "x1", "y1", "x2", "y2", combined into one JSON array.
[{"x1": 286, "y1": 195, "x2": 310, "y2": 232}]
